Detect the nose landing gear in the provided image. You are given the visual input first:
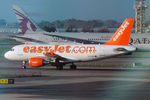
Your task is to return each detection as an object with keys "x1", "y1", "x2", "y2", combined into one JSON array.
[{"x1": 22, "y1": 61, "x2": 27, "y2": 69}]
